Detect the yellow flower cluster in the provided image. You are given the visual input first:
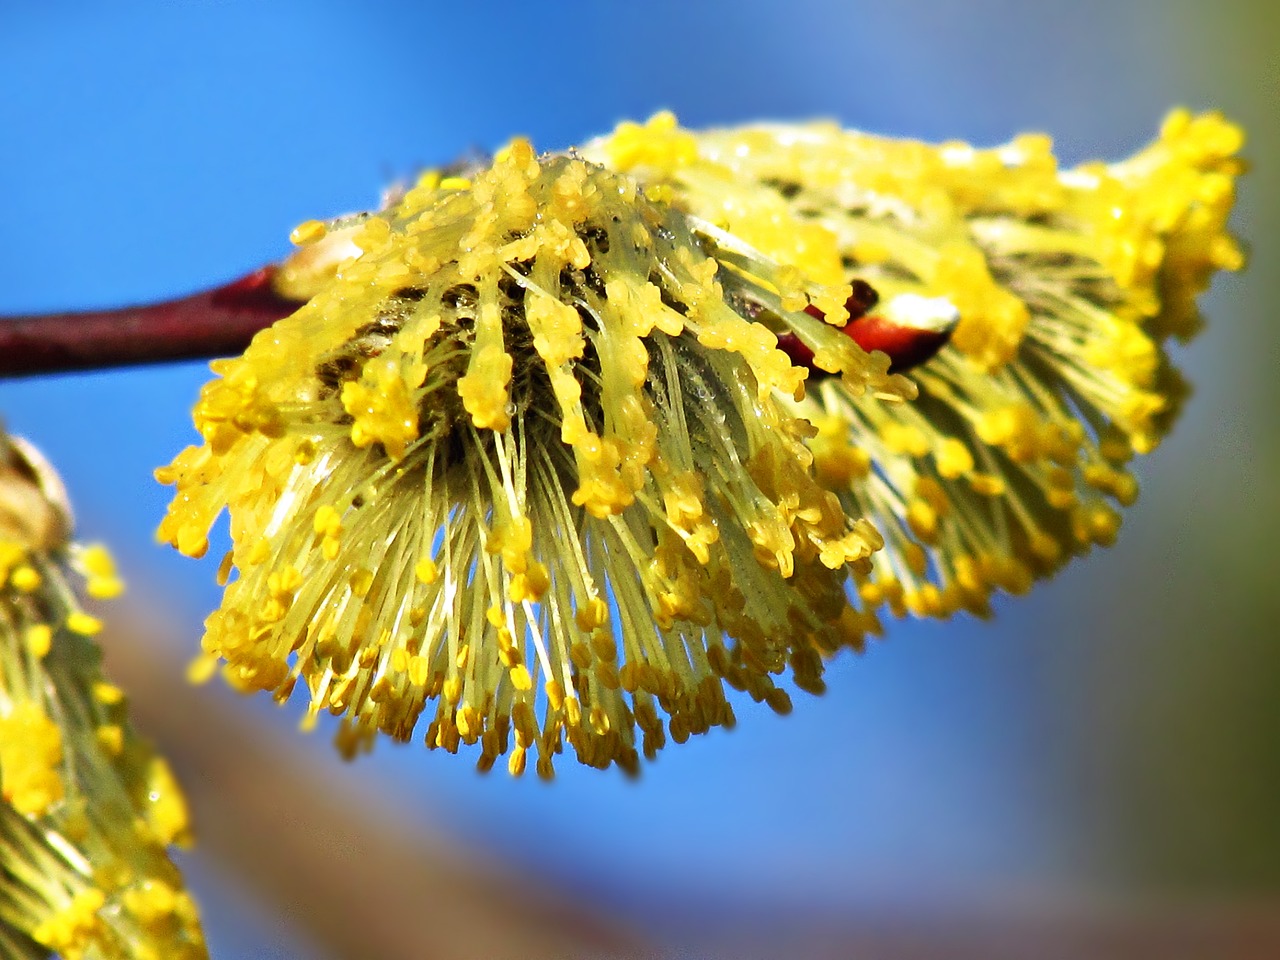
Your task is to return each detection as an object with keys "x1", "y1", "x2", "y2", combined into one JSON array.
[
  {"x1": 159, "y1": 110, "x2": 1240, "y2": 774},
  {"x1": 0, "y1": 436, "x2": 206, "y2": 959},
  {"x1": 157, "y1": 140, "x2": 913, "y2": 777},
  {"x1": 587, "y1": 110, "x2": 1242, "y2": 619}
]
